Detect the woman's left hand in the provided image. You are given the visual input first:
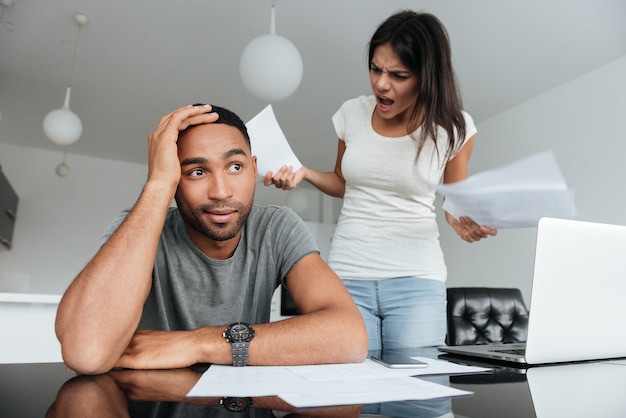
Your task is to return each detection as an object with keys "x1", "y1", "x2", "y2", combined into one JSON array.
[{"x1": 446, "y1": 212, "x2": 498, "y2": 243}]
